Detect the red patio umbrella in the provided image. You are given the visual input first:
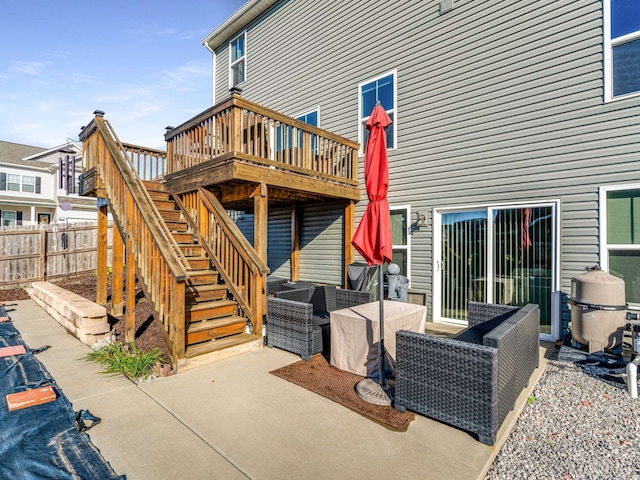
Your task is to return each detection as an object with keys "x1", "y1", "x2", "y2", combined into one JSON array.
[{"x1": 352, "y1": 102, "x2": 393, "y2": 390}]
